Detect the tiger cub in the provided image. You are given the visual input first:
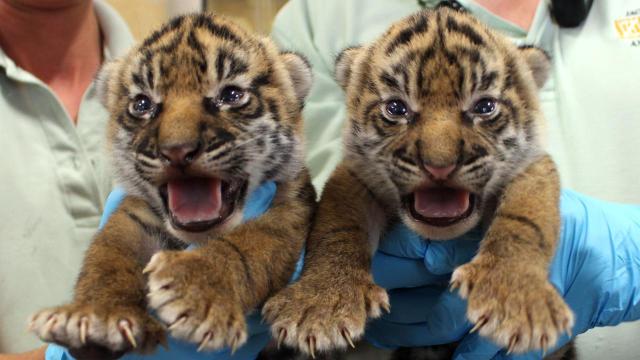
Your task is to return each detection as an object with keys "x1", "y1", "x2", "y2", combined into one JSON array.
[
  {"x1": 263, "y1": 6, "x2": 573, "y2": 357},
  {"x1": 28, "y1": 13, "x2": 315, "y2": 356}
]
